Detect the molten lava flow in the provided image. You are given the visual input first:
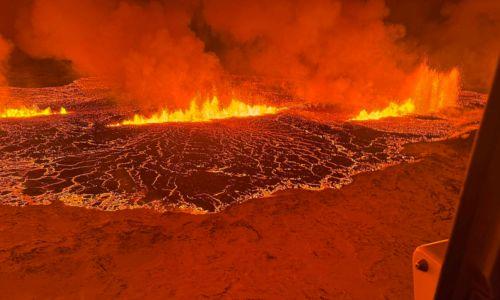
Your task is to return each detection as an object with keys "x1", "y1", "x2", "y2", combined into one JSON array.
[
  {"x1": 351, "y1": 99, "x2": 415, "y2": 121},
  {"x1": 113, "y1": 97, "x2": 282, "y2": 126},
  {"x1": 0, "y1": 106, "x2": 68, "y2": 118}
]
